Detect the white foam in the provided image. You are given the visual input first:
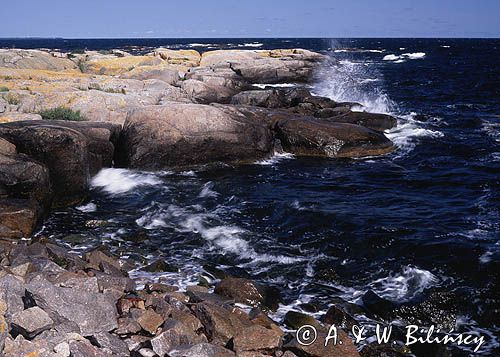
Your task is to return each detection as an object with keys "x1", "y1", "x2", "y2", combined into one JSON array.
[
  {"x1": 188, "y1": 43, "x2": 214, "y2": 47},
  {"x1": 383, "y1": 52, "x2": 425, "y2": 61},
  {"x1": 385, "y1": 113, "x2": 444, "y2": 154},
  {"x1": 402, "y1": 52, "x2": 426, "y2": 59},
  {"x1": 76, "y1": 202, "x2": 97, "y2": 212},
  {"x1": 313, "y1": 57, "x2": 395, "y2": 114},
  {"x1": 440, "y1": 45, "x2": 451, "y2": 48},
  {"x1": 368, "y1": 266, "x2": 438, "y2": 302},
  {"x1": 253, "y1": 83, "x2": 296, "y2": 89},
  {"x1": 198, "y1": 182, "x2": 219, "y2": 198},
  {"x1": 91, "y1": 168, "x2": 161, "y2": 195},
  {"x1": 383, "y1": 54, "x2": 400, "y2": 61},
  {"x1": 179, "y1": 214, "x2": 304, "y2": 264},
  {"x1": 239, "y1": 43, "x2": 264, "y2": 47},
  {"x1": 255, "y1": 152, "x2": 295, "y2": 166},
  {"x1": 479, "y1": 251, "x2": 493, "y2": 264}
]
